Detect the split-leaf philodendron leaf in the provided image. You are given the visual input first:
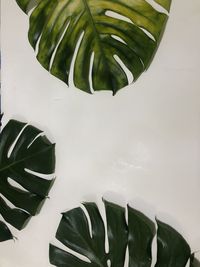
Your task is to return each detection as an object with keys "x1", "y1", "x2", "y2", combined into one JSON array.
[
  {"x1": 15, "y1": 0, "x2": 172, "y2": 94},
  {"x1": 0, "y1": 120, "x2": 55, "y2": 242},
  {"x1": 49, "y1": 200, "x2": 195, "y2": 267}
]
